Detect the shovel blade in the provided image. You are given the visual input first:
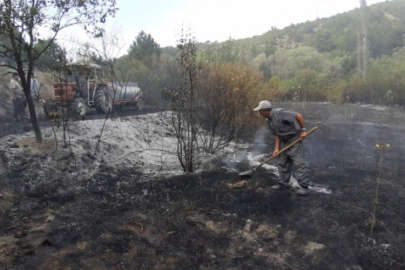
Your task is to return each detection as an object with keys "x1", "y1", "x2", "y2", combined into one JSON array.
[{"x1": 238, "y1": 170, "x2": 253, "y2": 179}]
